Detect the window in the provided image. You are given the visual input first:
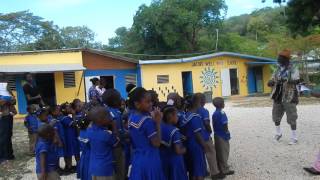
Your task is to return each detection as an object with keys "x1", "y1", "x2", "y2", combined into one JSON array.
[
  {"x1": 6, "y1": 75, "x2": 16, "y2": 91},
  {"x1": 63, "y1": 72, "x2": 76, "y2": 88},
  {"x1": 125, "y1": 74, "x2": 137, "y2": 85},
  {"x1": 157, "y1": 75, "x2": 169, "y2": 84}
]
